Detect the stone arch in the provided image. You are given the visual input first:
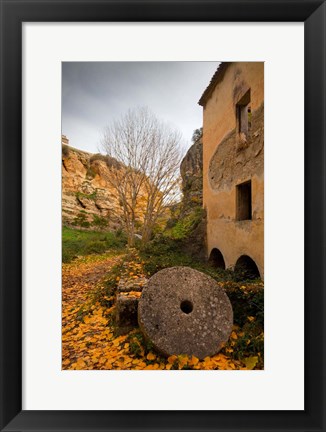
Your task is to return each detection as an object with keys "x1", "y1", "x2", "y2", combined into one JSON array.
[
  {"x1": 208, "y1": 248, "x2": 226, "y2": 270},
  {"x1": 234, "y1": 255, "x2": 260, "y2": 279}
]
